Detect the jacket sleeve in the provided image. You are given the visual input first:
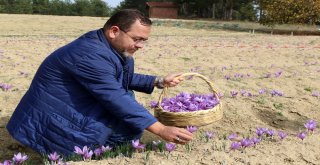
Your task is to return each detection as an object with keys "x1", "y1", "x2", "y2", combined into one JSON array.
[
  {"x1": 129, "y1": 73, "x2": 156, "y2": 94},
  {"x1": 71, "y1": 56, "x2": 157, "y2": 132}
]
